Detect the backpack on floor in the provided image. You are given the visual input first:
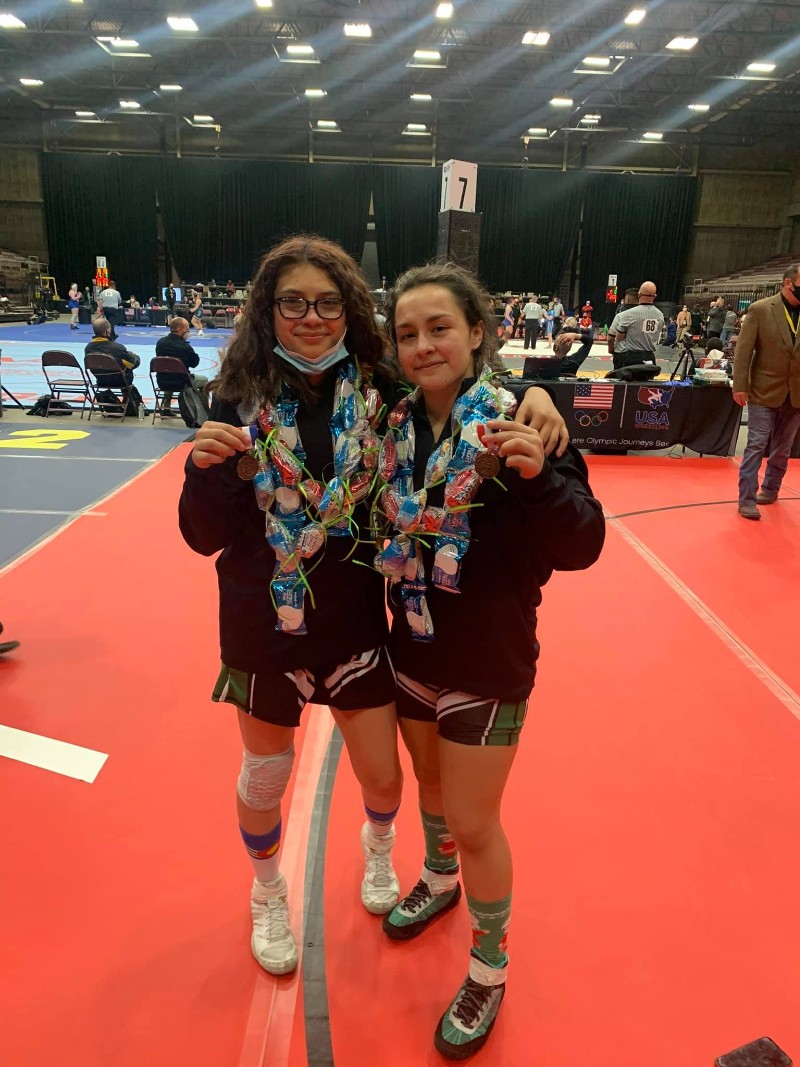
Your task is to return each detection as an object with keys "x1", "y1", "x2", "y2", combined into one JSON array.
[
  {"x1": 177, "y1": 382, "x2": 210, "y2": 428},
  {"x1": 27, "y1": 395, "x2": 74, "y2": 417}
]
